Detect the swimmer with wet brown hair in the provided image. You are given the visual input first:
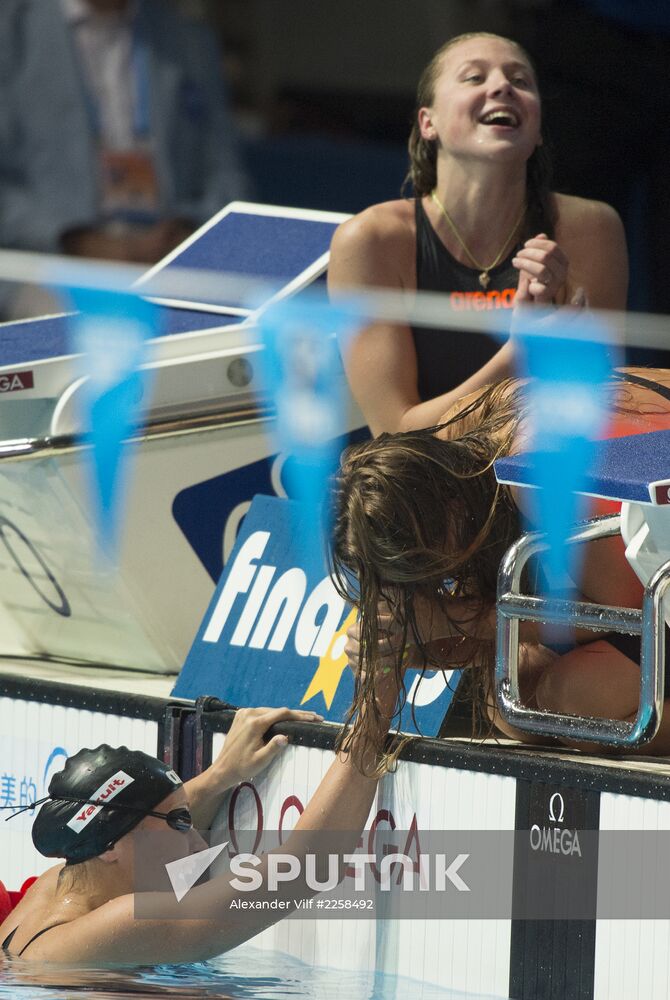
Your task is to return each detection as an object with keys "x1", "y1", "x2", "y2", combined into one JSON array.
[{"x1": 330, "y1": 369, "x2": 670, "y2": 766}]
